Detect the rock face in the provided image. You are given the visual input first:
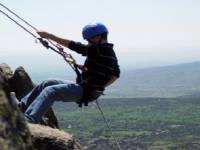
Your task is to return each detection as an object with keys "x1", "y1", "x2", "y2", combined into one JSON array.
[
  {"x1": 0, "y1": 63, "x2": 59, "y2": 128},
  {"x1": 29, "y1": 124, "x2": 82, "y2": 150},
  {"x1": 0, "y1": 63, "x2": 82, "y2": 150},
  {"x1": 0, "y1": 78, "x2": 34, "y2": 149}
]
